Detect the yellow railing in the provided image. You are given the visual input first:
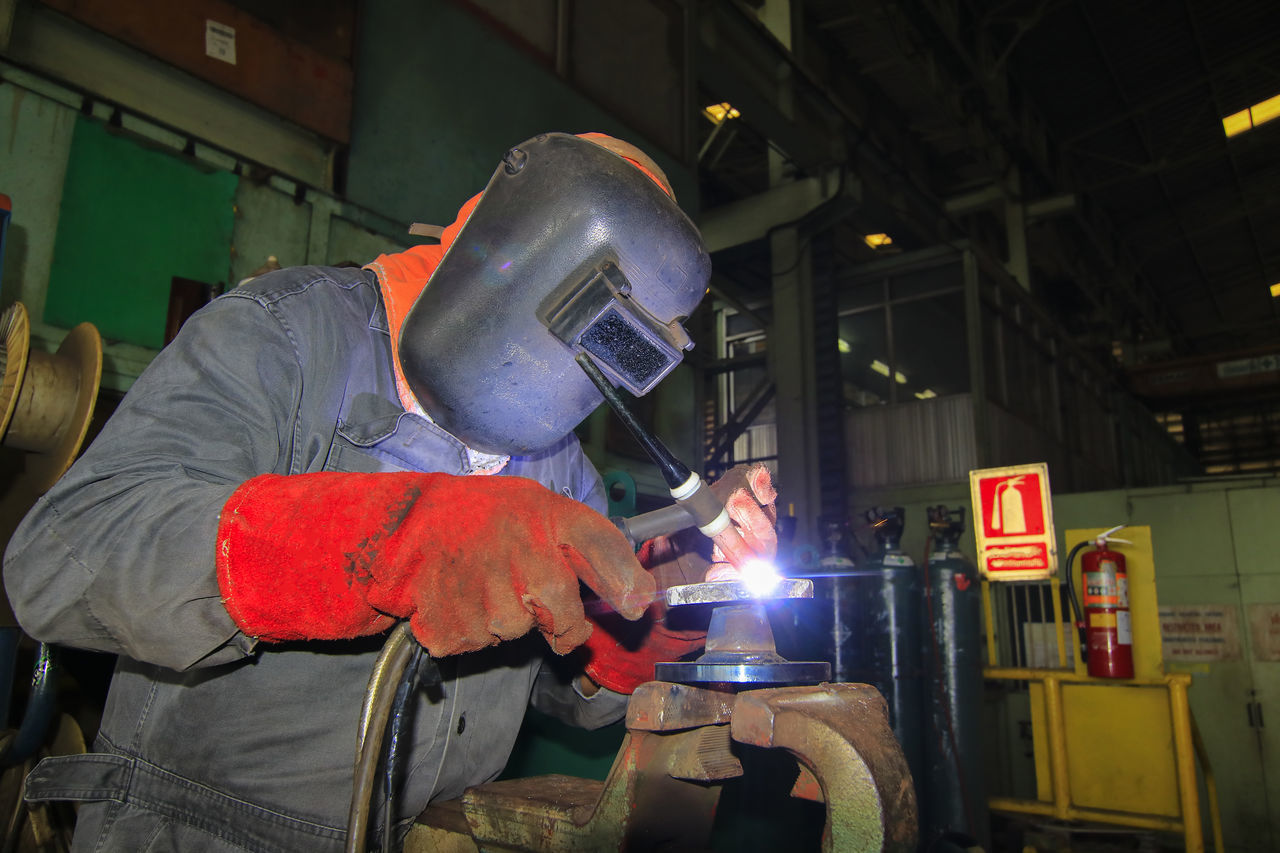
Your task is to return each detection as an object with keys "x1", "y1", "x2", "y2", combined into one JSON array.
[
  {"x1": 979, "y1": 526, "x2": 1225, "y2": 853},
  {"x1": 983, "y1": 666, "x2": 1223, "y2": 853}
]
